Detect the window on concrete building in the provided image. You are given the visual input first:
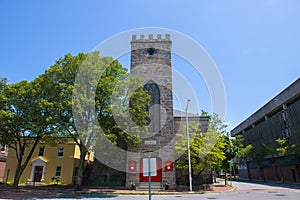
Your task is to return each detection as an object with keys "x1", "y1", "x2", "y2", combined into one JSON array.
[
  {"x1": 280, "y1": 110, "x2": 290, "y2": 138},
  {"x1": 55, "y1": 166, "x2": 62, "y2": 177},
  {"x1": 58, "y1": 147, "x2": 64, "y2": 157}
]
